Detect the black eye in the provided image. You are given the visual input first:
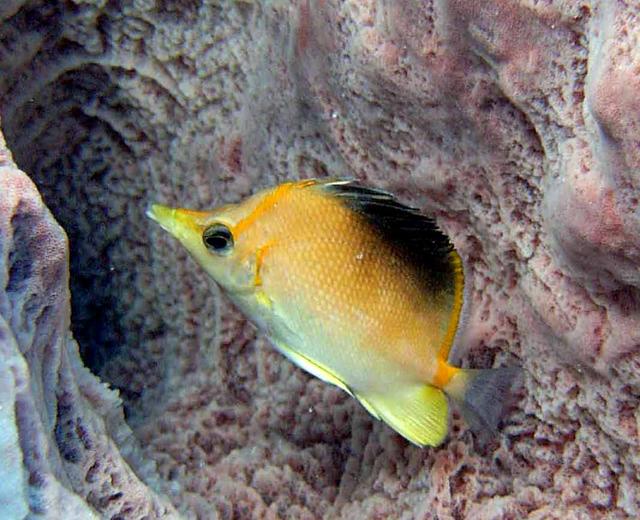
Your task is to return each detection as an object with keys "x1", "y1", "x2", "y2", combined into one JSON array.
[{"x1": 203, "y1": 224, "x2": 234, "y2": 254}]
